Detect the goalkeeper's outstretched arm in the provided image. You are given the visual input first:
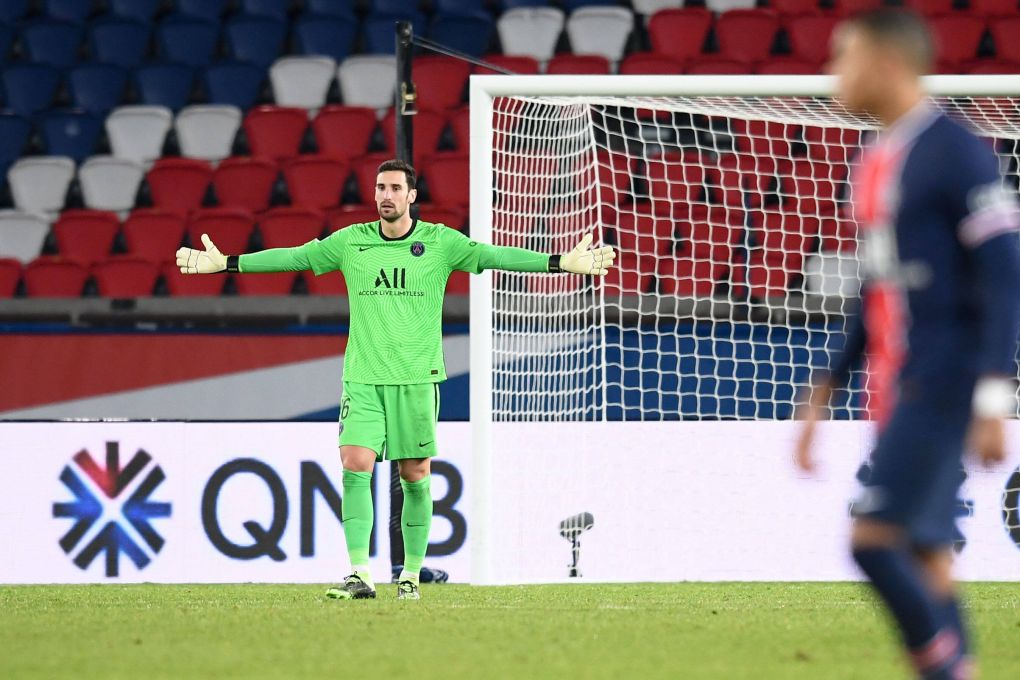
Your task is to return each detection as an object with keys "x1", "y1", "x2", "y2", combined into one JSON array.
[
  {"x1": 176, "y1": 234, "x2": 315, "y2": 274},
  {"x1": 459, "y1": 233, "x2": 616, "y2": 276}
]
